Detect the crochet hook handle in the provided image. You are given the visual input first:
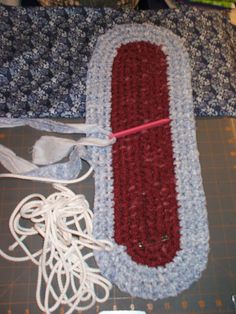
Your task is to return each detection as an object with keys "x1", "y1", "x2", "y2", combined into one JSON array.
[{"x1": 110, "y1": 118, "x2": 170, "y2": 139}]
